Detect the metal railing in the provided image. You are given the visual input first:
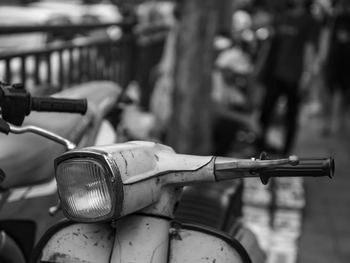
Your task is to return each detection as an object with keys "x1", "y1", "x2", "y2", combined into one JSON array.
[
  {"x1": 0, "y1": 22, "x2": 167, "y2": 101},
  {"x1": 0, "y1": 22, "x2": 134, "y2": 35}
]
